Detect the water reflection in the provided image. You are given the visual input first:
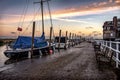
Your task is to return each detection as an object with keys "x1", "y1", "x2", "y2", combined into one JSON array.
[
  {"x1": 0, "y1": 45, "x2": 9, "y2": 67},
  {"x1": 0, "y1": 45, "x2": 67, "y2": 67},
  {"x1": 0, "y1": 45, "x2": 29, "y2": 66},
  {"x1": 4, "y1": 58, "x2": 28, "y2": 65}
]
